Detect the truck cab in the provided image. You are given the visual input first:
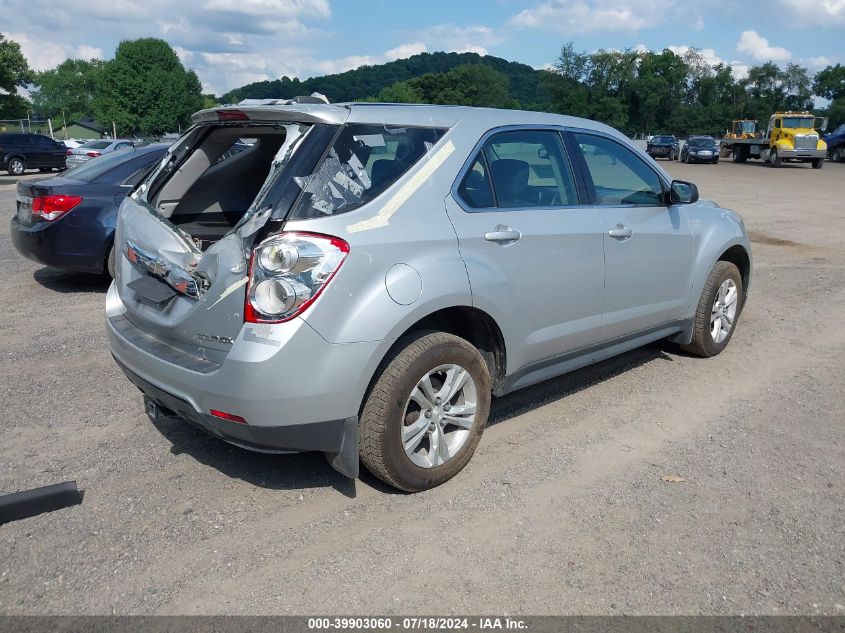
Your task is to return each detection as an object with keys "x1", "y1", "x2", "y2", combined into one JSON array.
[{"x1": 764, "y1": 112, "x2": 827, "y2": 168}]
